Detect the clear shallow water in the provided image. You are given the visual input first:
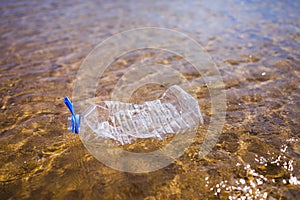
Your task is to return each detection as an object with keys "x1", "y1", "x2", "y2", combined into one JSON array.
[{"x1": 0, "y1": 0, "x2": 300, "y2": 199}]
